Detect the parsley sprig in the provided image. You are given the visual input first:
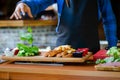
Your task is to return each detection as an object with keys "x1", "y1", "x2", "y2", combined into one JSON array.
[{"x1": 17, "y1": 27, "x2": 39, "y2": 56}]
